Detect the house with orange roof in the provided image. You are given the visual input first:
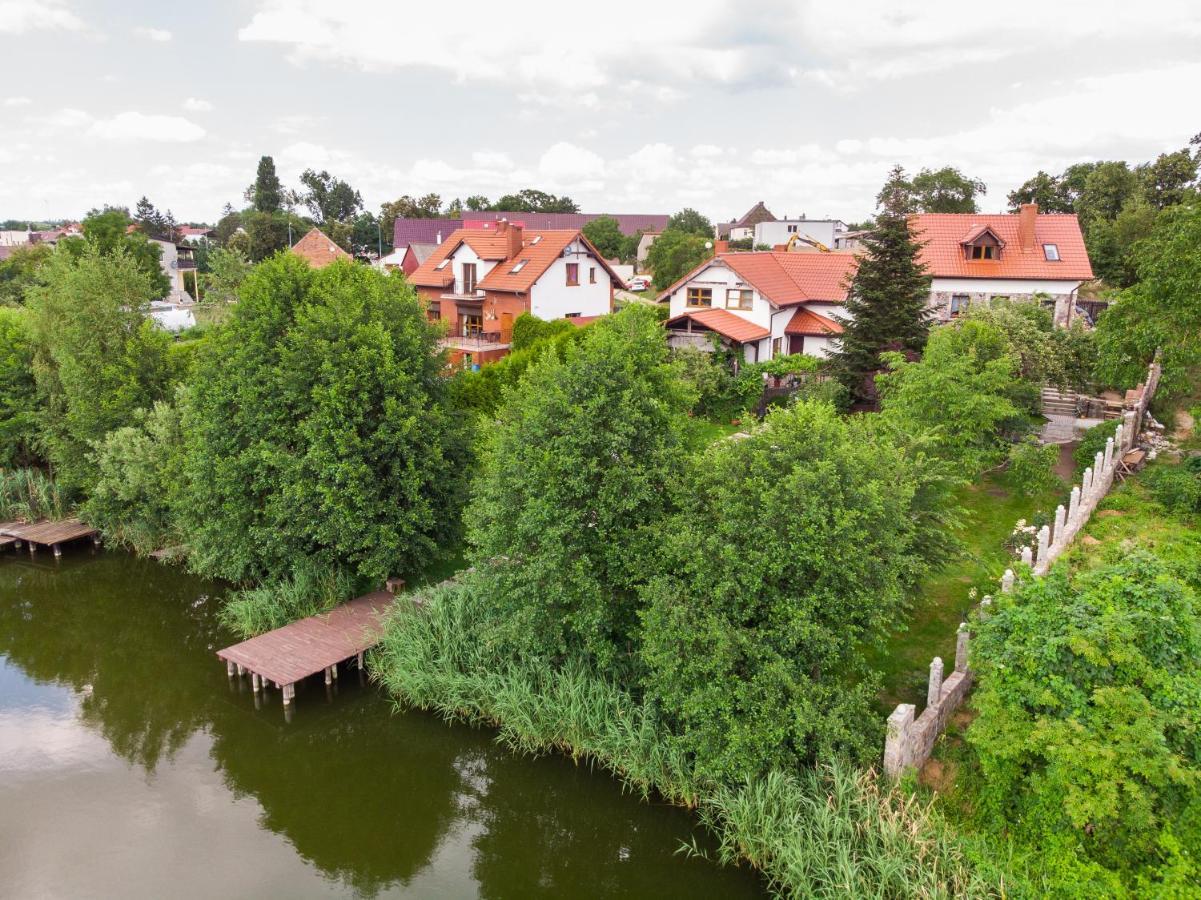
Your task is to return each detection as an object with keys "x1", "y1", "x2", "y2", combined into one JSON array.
[
  {"x1": 911, "y1": 203, "x2": 1093, "y2": 326},
  {"x1": 658, "y1": 251, "x2": 858, "y2": 363},
  {"x1": 290, "y1": 227, "x2": 352, "y2": 268},
  {"x1": 407, "y1": 219, "x2": 624, "y2": 366}
]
